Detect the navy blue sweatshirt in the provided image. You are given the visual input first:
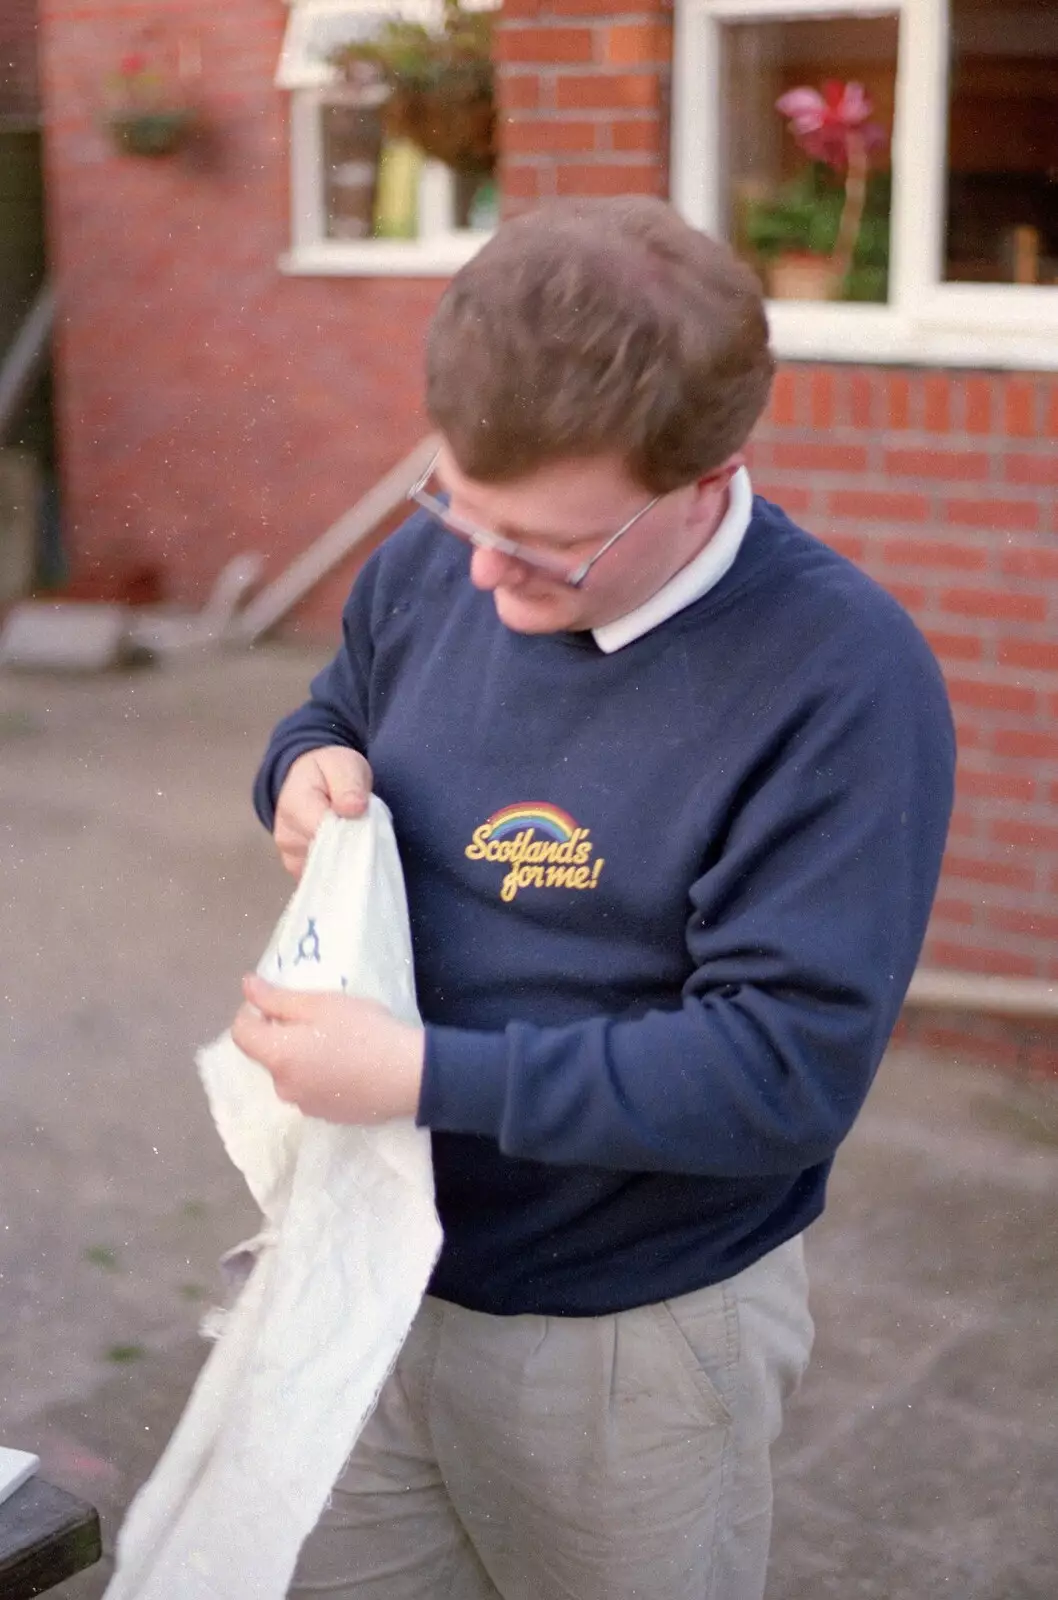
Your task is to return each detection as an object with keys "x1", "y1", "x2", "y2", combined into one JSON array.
[{"x1": 254, "y1": 497, "x2": 955, "y2": 1317}]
